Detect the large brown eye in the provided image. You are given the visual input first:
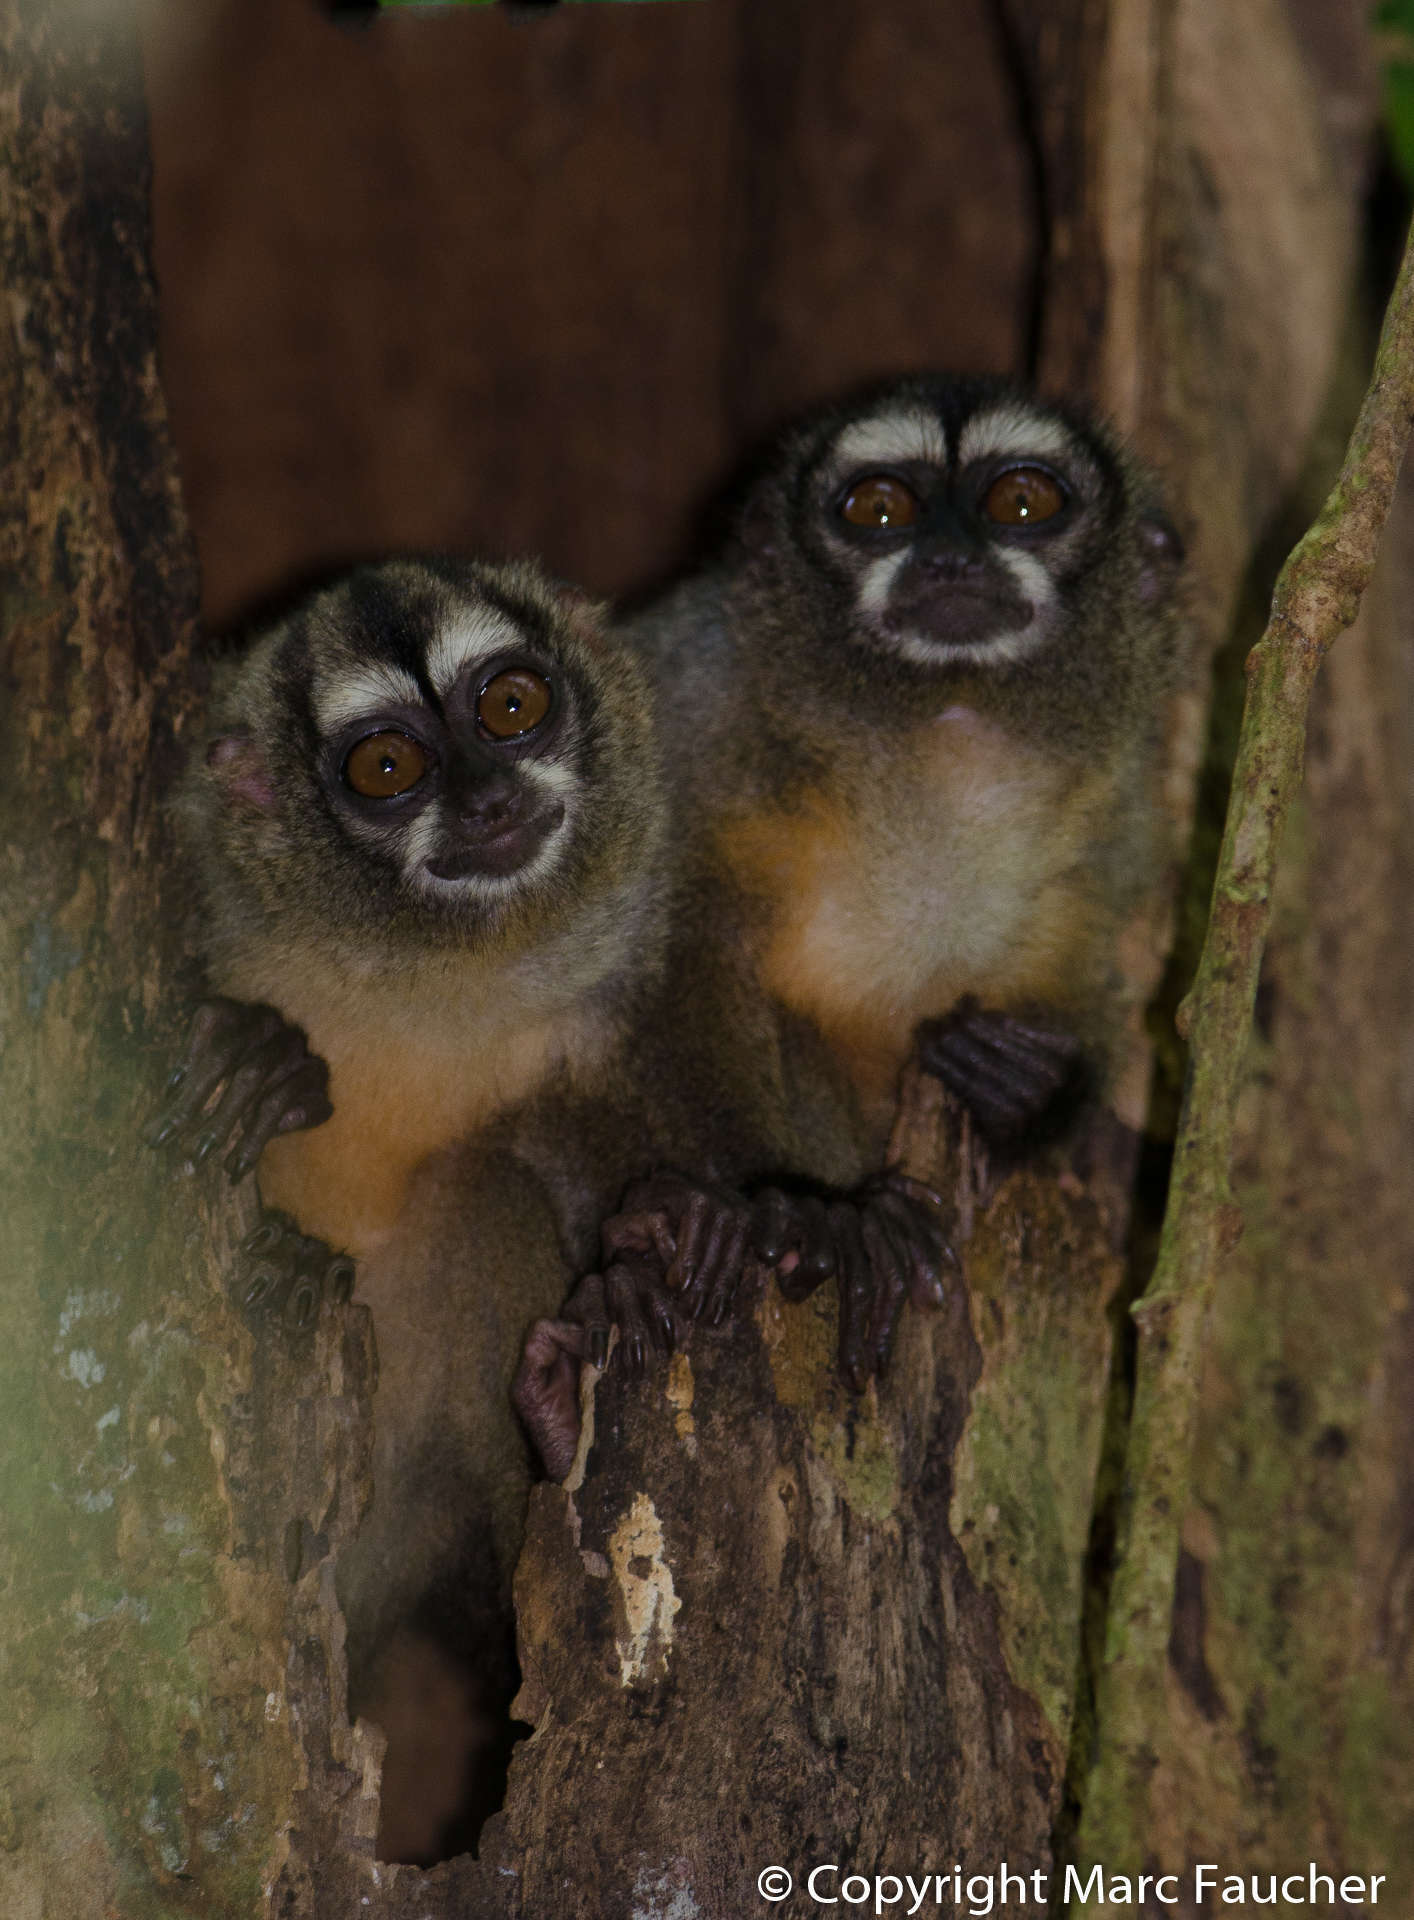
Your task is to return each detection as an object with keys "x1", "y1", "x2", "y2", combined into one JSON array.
[
  {"x1": 477, "y1": 668, "x2": 552, "y2": 740},
  {"x1": 343, "y1": 731, "x2": 430, "y2": 799},
  {"x1": 839, "y1": 474, "x2": 921, "y2": 530},
  {"x1": 981, "y1": 465, "x2": 1067, "y2": 527}
]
